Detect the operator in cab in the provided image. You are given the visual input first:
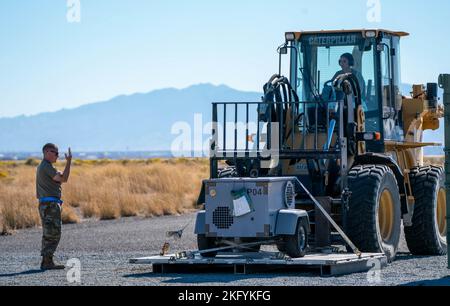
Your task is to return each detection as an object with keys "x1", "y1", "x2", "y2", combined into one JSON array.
[{"x1": 332, "y1": 53, "x2": 366, "y2": 101}]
